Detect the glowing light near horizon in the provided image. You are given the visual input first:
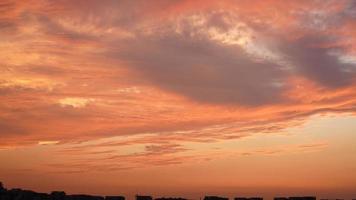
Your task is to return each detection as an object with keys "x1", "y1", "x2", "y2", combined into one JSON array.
[
  {"x1": 58, "y1": 97, "x2": 95, "y2": 108},
  {"x1": 38, "y1": 141, "x2": 60, "y2": 145}
]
